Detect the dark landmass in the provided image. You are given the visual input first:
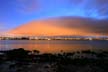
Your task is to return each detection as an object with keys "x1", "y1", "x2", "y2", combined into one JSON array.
[
  {"x1": 0, "y1": 36, "x2": 108, "y2": 41},
  {"x1": 0, "y1": 48, "x2": 108, "y2": 72}
]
